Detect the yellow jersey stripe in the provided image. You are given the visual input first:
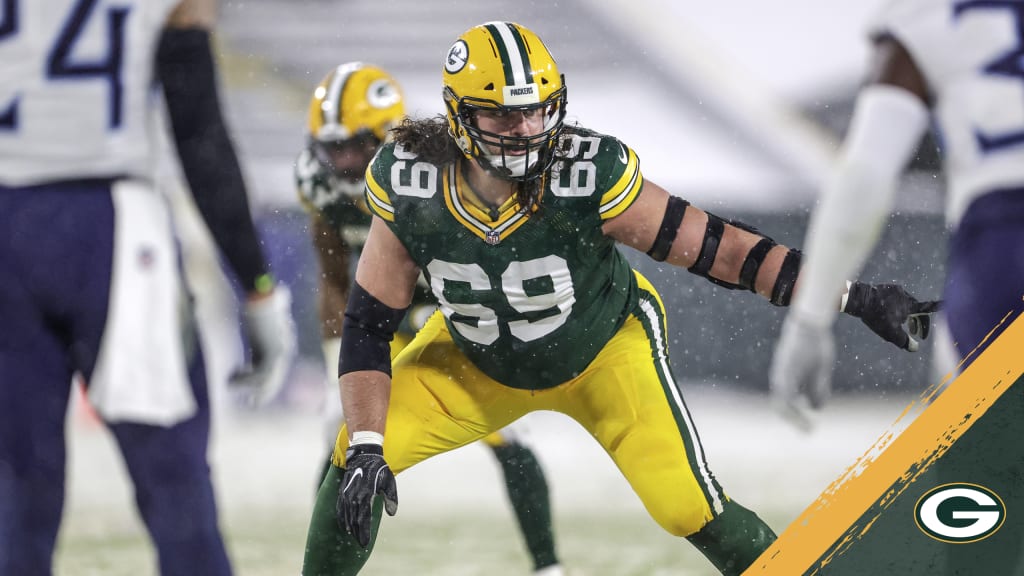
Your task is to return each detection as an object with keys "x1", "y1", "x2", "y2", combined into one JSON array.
[
  {"x1": 599, "y1": 148, "x2": 642, "y2": 220},
  {"x1": 365, "y1": 169, "x2": 395, "y2": 222},
  {"x1": 444, "y1": 165, "x2": 490, "y2": 237}
]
